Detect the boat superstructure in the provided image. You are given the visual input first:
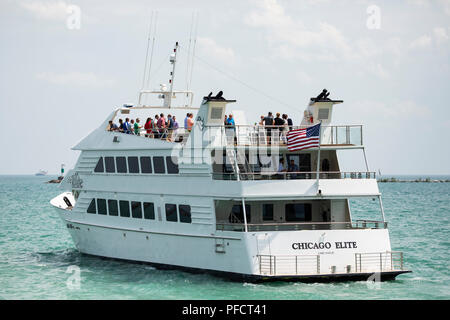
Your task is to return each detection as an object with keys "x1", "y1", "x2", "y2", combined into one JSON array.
[{"x1": 51, "y1": 43, "x2": 410, "y2": 282}]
